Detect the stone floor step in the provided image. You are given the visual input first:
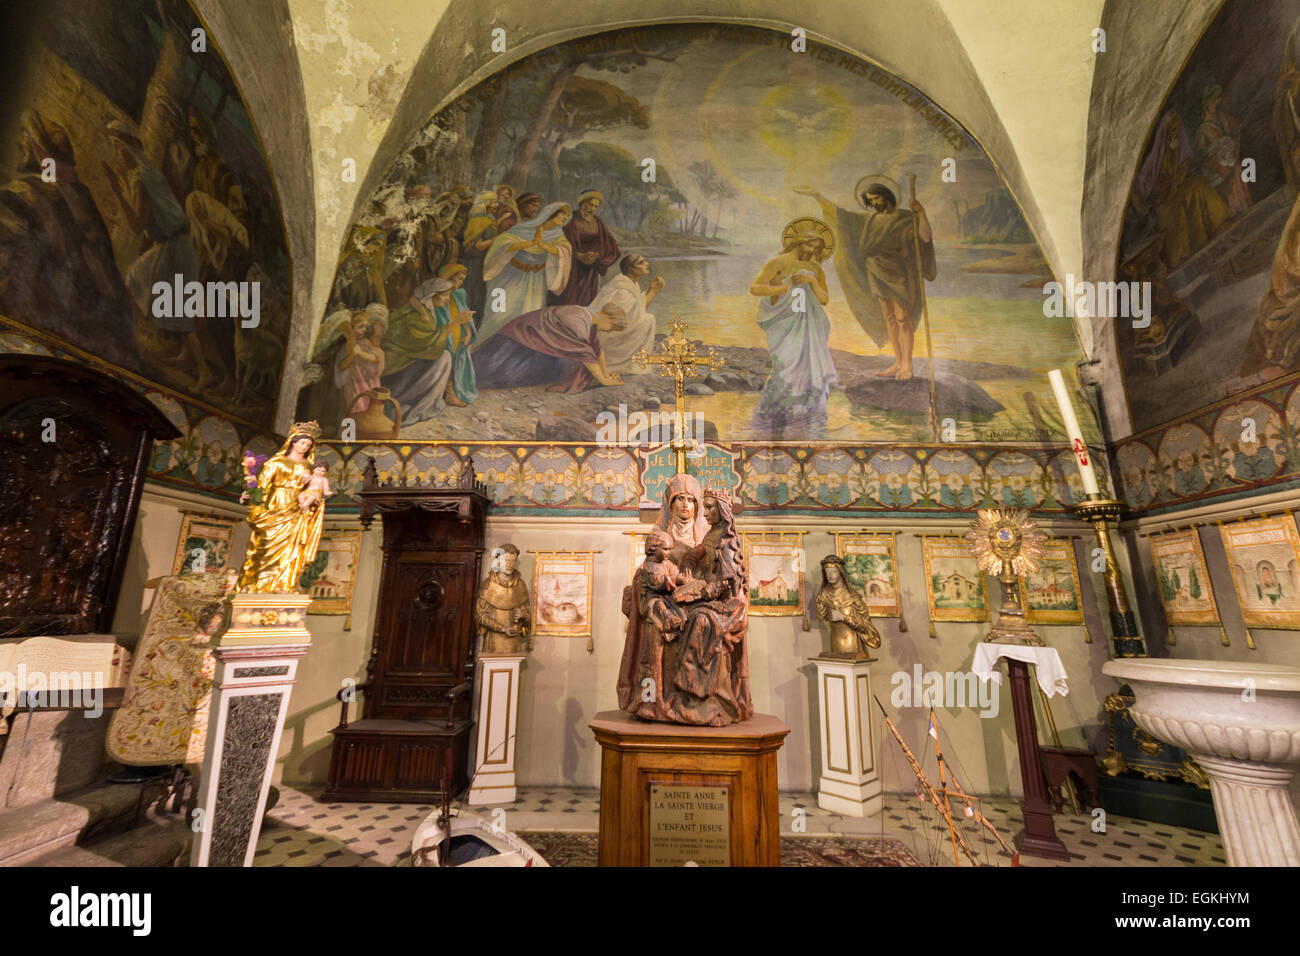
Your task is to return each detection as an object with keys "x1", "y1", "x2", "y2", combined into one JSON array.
[
  {"x1": 31, "y1": 813, "x2": 191, "y2": 867},
  {"x1": 0, "y1": 780, "x2": 167, "y2": 866}
]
